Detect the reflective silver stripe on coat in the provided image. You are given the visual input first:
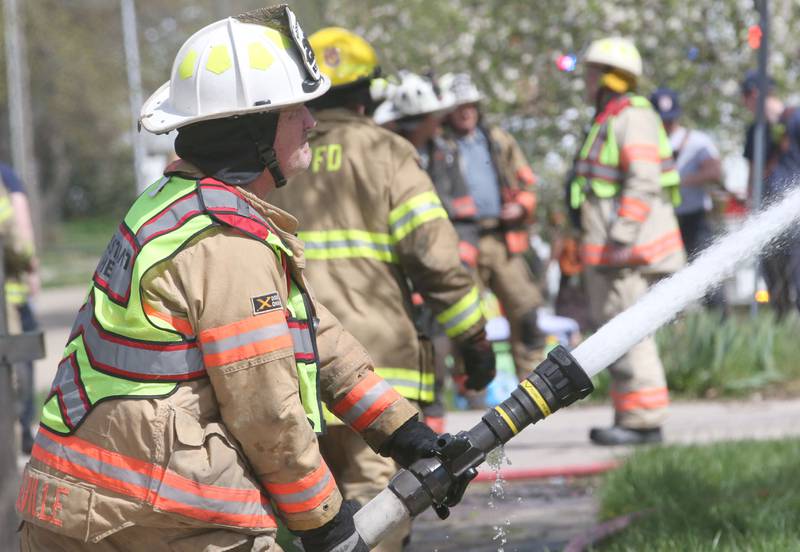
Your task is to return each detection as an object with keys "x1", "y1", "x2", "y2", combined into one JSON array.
[
  {"x1": 201, "y1": 322, "x2": 290, "y2": 356},
  {"x1": 389, "y1": 202, "x2": 442, "y2": 234},
  {"x1": 34, "y1": 431, "x2": 276, "y2": 520},
  {"x1": 201, "y1": 186, "x2": 268, "y2": 224},
  {"x1": 93, "y1": 227, "x2": 138, "y2": 302},
  {"x1": 575, "y1": 160, "x2": 623, "y2": 182},
  {"x1": 136, "y1": 192, "x2": 204, "y2": 244},
  {"x1": 303, "y1": 238, "x2": 396, "y2": 256},
  {"x1": 338, "y1": 379, "x2": 394, "y2": 426},
  {"x1": 270, "y1": 470, "x2": 333, "y2": 507},
  {"x1": 439, "y1": 297, "x2": 481, "y2": 334},
  {"x1": 75, "y1": 295, "x2": 203, "y2": 379},
  {"x1": 288, "y1": 322, "x2": 315, "y2": 358},
  {"x1": 50, "y1": 355, "x2": 89, "y2": 428}
]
